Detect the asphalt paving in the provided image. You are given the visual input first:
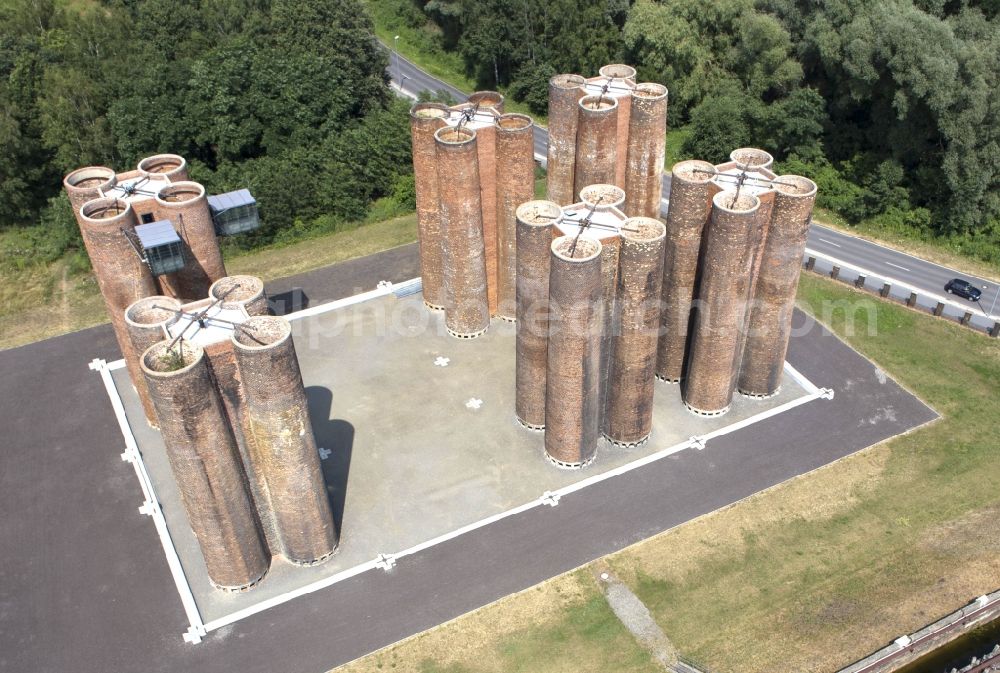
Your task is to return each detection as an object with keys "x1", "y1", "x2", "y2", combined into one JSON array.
[{"x1": 1, "y1": 244, "x2": 936, "y2": 673}]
